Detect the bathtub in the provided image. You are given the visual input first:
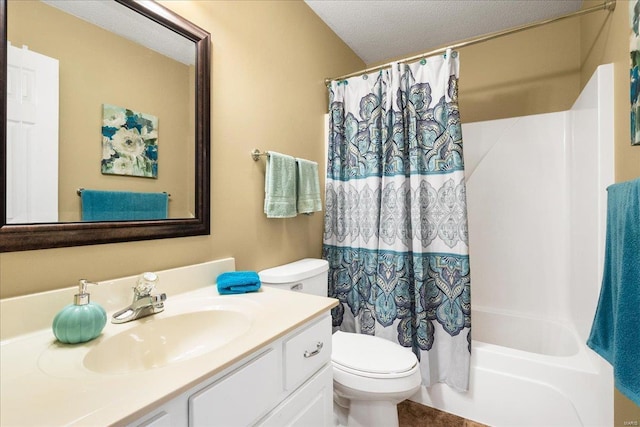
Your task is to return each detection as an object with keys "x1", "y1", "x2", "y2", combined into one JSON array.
[
  {"x1": 413, "y1": 308, "x2": 613, "y2": 427},
  {"x1": 413, "y1": 64, "x2": 615, "y2": 426}
]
